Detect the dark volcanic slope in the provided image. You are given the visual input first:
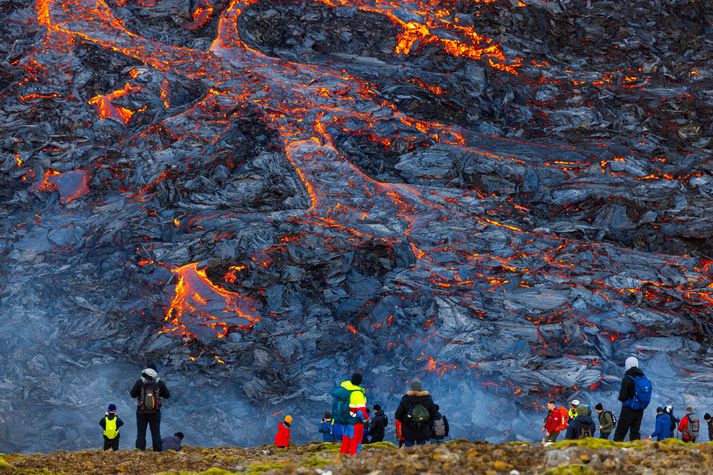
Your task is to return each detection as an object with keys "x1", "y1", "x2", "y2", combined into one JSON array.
[{"x1": 0, "y1": 0, "x2": 712, "y2": 452}]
